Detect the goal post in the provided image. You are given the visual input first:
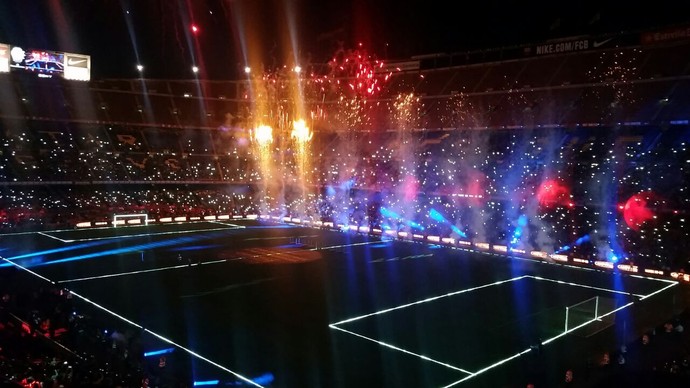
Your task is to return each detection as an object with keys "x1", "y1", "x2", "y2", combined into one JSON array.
[
  {"x1": 113, "y1": 213, "x2": 149, "y2": 227},
  {"x1": 565, "y1": 296, "x2": 599, "y2": 332},
  {"x1": 564, "y1": 296, "x2": 616, "y2": 337}
]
